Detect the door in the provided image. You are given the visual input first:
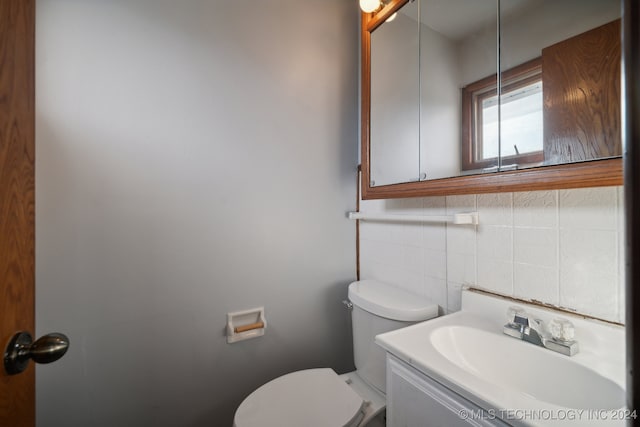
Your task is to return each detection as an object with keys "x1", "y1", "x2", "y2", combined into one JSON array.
[{"x1": 0, "y1": 0, "x2": 36, "y2": 425}]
